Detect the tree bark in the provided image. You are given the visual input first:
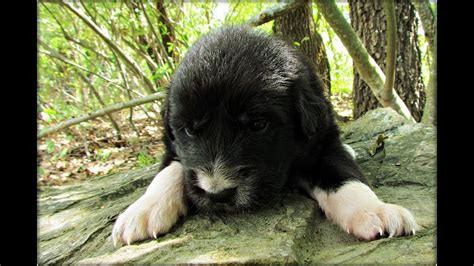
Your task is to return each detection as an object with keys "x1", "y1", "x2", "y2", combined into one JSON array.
[
  {"x1": 314, "y1": 0, "x2": 415, "y2": 122},
  {"x1": 411, "y1": 0, "x2": 435, "y2": 54},
  {"x1": 273, "y1": 0, "x2": 331, "y2": 95},
  {"x1": 349, "y1": 0, "x2": 425, "y2": 121},
  {"x1": 421, "y1": 32, "x2": 436, "y2": 125}
]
